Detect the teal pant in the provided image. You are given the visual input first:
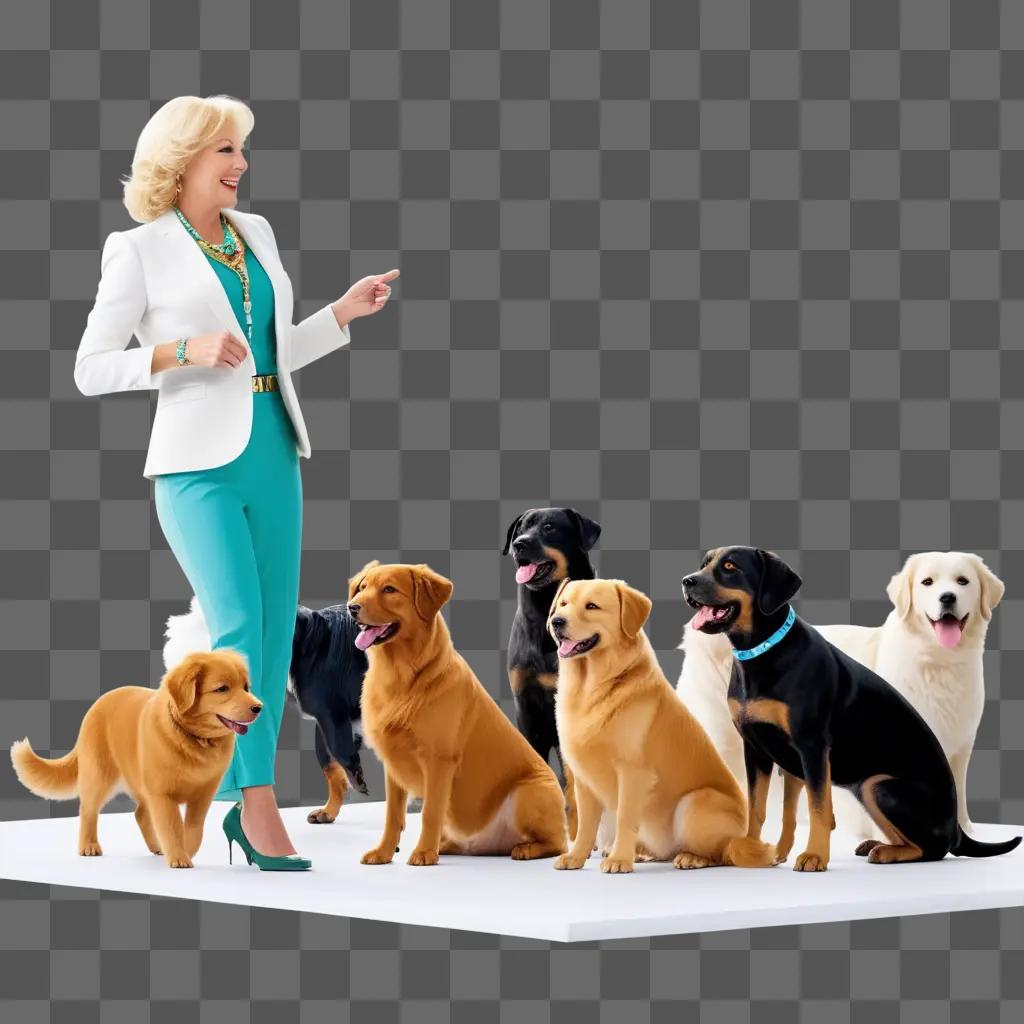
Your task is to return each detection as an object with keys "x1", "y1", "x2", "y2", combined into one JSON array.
[{"x1": 154, "y1": 391, "x2": 302, "y2": 801}]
